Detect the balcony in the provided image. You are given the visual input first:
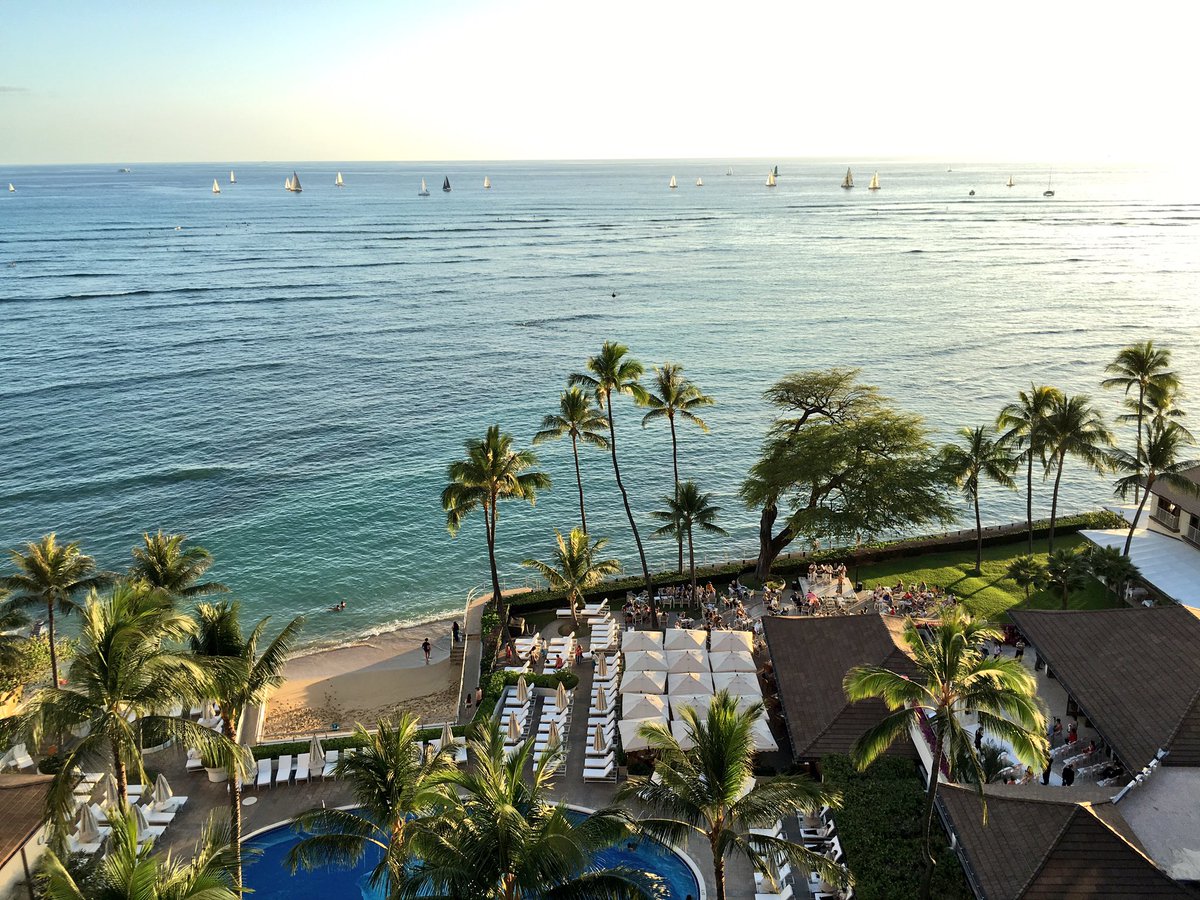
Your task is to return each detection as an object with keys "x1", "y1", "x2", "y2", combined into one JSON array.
[
  {"x1": 1152, "y1": 506, "x2": 1180, "y2": 531},
  {"x1": 1187, "y1": 523, "x2": 1200, "y2": 548}
]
